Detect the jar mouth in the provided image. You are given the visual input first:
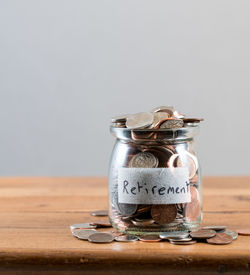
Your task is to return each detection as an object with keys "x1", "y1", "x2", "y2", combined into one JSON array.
[{"x1": 110, "y1": 124, "x2": 200, "y2": 143}]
